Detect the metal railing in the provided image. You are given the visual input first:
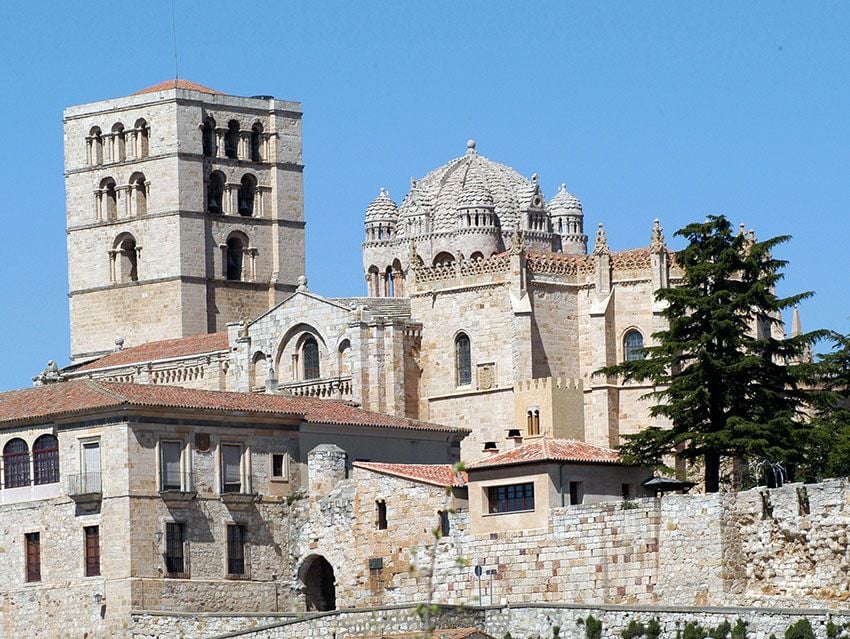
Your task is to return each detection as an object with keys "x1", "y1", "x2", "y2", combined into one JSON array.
[
  {"x1": 67, "y1": 472, "x2": 102, "y2": 496},
  {"x1": 159, "y1": 471, "x2": 195, "y2": 493}
]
